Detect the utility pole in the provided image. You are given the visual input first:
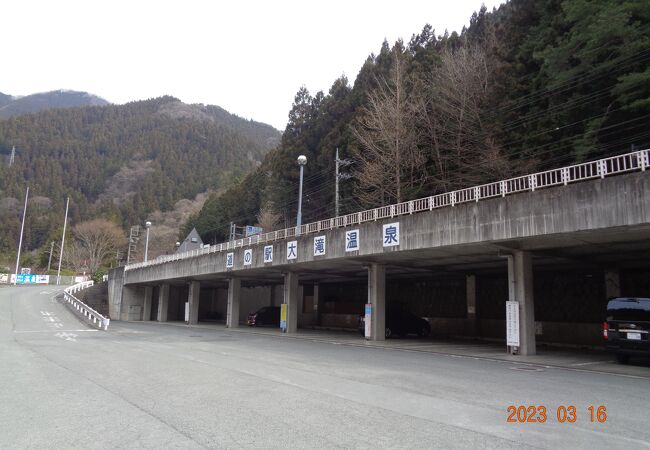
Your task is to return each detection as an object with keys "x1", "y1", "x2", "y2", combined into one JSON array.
[
  {"x1": 47, "y1": 241, "x2": 55, "y2": 272},
  {"x1": 56, "y1": 197, "x2": 69, "y2": 285},
  {"x1": 335, "y1": 148, "x2": 352, "y2": 217},
  {"x1": 335, "y1": 148, "x2": 340, "y2": 217},
  {"x1": 13, "y1": 187, "x2": 29, "y2": 285},
  {"x1": 126, "y1": 225, "x2": 141, "y2": 265}
]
